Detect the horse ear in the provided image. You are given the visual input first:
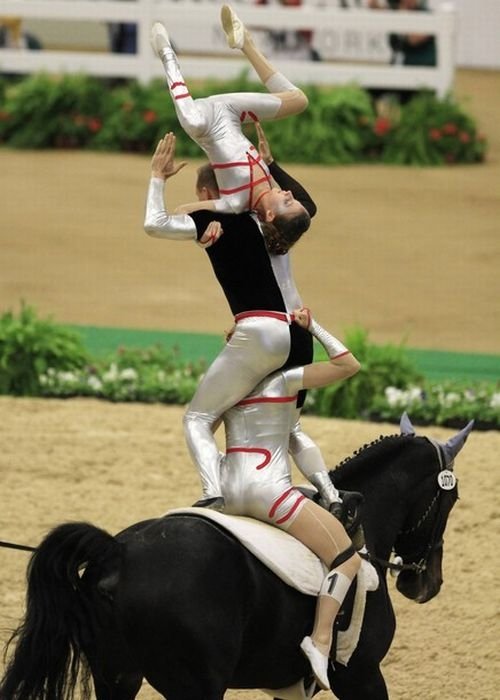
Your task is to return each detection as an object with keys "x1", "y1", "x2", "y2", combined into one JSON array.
[
  {"x1": 400, "y1": 412, "x2": 416, "y2": 436},
  {"x1": 441, "y1": 420, "x2": 474, "y2": 466}
]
